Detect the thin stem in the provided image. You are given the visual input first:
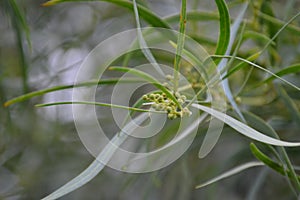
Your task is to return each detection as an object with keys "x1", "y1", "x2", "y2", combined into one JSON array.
[{"x1": 173, "y1": 0, "x2": 187, "y2": 93}]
